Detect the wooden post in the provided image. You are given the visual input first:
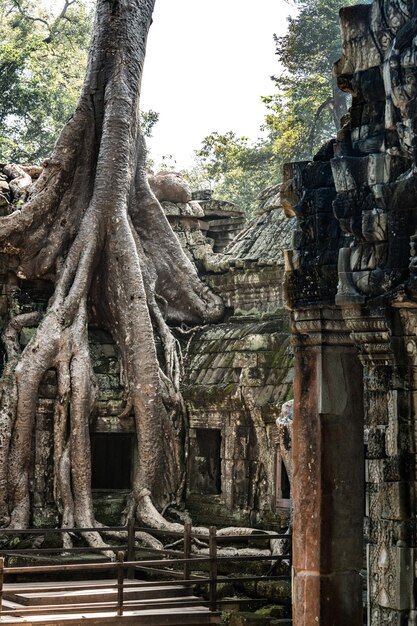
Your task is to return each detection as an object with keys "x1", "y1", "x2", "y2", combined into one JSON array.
[
  {"x1": 0, "y1": 557, "x2": 4, "y2": 614},
  {"x1": 117, "y1": 551, "x2": 124, "y2": 616},
  {"x1": 127, "y1": 518, "x2": 135, "y2": 579},
  {"x1": 208, "y1": 526, "x2": 217, "y2": 612},
  {"x1": 183, "y1": 523, "x2": 192, "y2": 583}
]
